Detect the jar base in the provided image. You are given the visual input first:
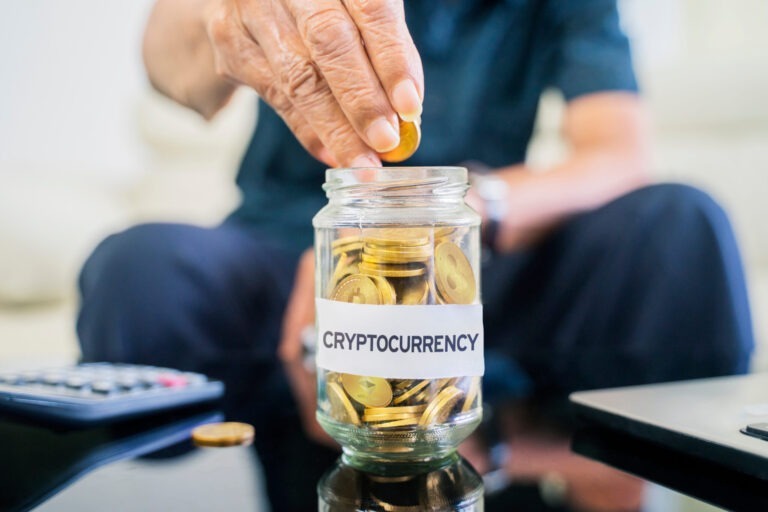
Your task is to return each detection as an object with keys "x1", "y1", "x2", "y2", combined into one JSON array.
[
  {"x1": 317, "y1": 409, "x2": 482, "y2": 474},
  {"x1": 341, "y1": 448, "x2": 460, "y2": 476}
]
